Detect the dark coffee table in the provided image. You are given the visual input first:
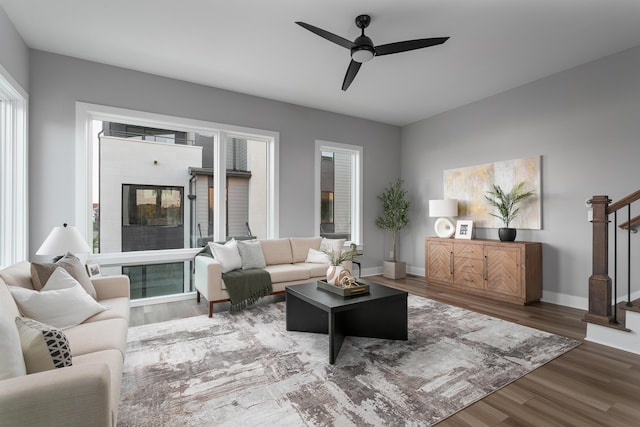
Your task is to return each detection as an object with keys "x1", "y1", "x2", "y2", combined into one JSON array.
[{"x1": 285, "y1": 280, "x2": 408, "y2": 364}]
